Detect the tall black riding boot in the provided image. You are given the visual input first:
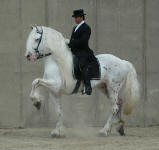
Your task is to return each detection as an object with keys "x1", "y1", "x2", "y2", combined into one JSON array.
[{"x1": 82, "y1": 68, "x2": 92, "y2": 95}]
